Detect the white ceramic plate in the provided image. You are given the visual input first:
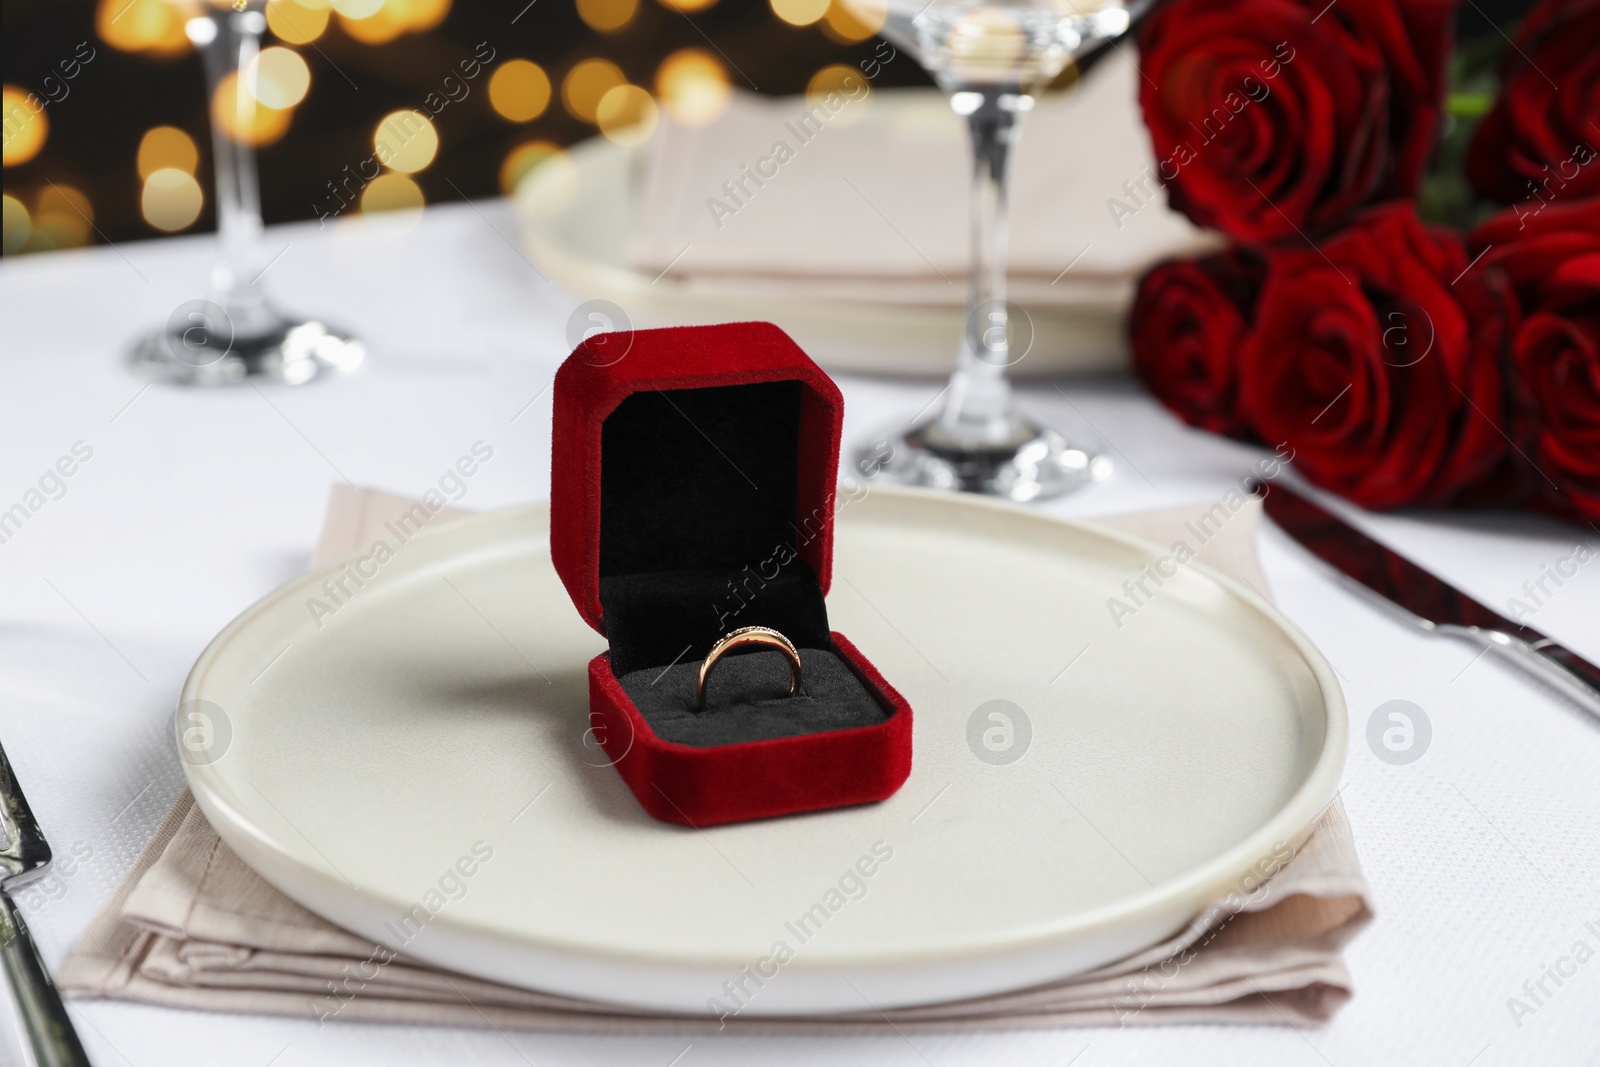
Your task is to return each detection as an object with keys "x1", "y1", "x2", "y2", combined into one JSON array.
[
  {"x1": 511, "y1": 107, "x2": 1129, "y2": 378},
  {"x1": 180, "y1": 487, "x2": 1345, "y2": 1015}
]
